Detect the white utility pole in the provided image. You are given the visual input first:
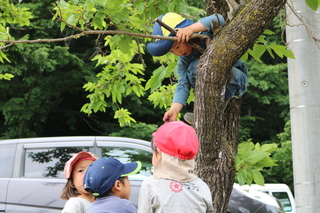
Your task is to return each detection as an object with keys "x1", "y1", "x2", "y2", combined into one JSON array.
[{"x1": 286, "y1": 1, "x2": 320, "y2": 212}]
